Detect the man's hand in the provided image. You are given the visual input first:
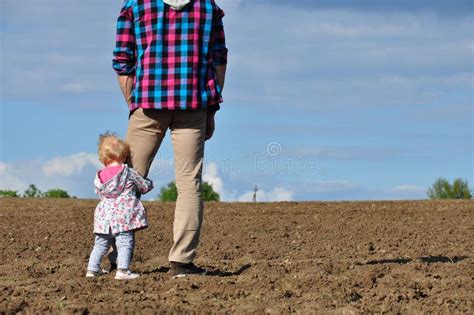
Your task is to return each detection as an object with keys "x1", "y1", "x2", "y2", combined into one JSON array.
[
  {"x1": 117, "y1": 74, "x2": 135, "y2": 106},
  {"x1": 205, "y1": 111, "x2": 216, "y2": 141},
  {"x1": 205, "y1": 65, "x2": 225, "y2": 141},
  {"x1": 215, "y1": 65, "x2": 226, "y2": 92}
]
